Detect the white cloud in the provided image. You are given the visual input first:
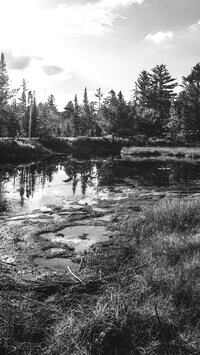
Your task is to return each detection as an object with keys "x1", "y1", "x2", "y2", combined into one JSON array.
[
  {"x1": 190, "y1": 19, "x2": 200, "y2": 31},
  {"x1": 145, "y1": 31, "x2": 174, "y2": 44},
  {"x1": 50, "y1": 3, "x2": 121, "y2": 37},
  {"x1": 0, "y1": 0, "x2": 145, "y2": 62},
  {"x1": 99, "y1": 0, "x2": 144, "y2": 8},
  {"x1": 0, "y1": 0, "x2": 145, "y2": 105}
]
